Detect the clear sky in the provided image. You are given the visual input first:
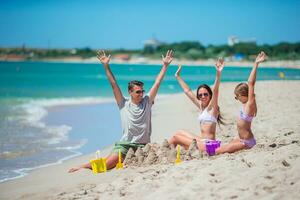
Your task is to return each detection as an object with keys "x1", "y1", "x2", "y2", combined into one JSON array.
[{"x1": 0, "y1": 0, "x2": 300, "y2": 49}]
